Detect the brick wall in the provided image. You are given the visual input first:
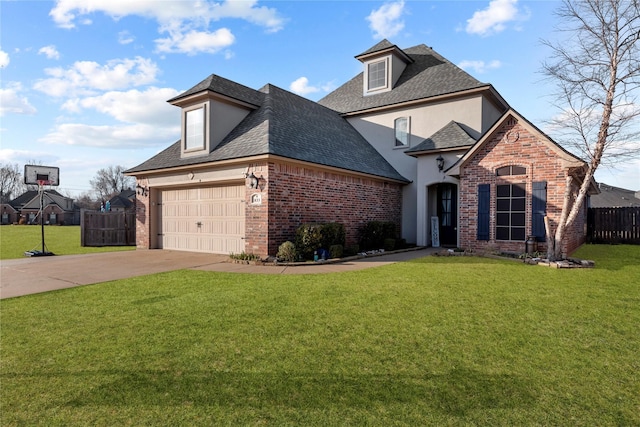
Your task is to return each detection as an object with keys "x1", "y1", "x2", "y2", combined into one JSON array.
[
  {"x1": 459, "y1": 118, "x2": 586, "y2": 256},
  {"x1": 134, "y1": 178, "x2": 150, "y2": 249},
  {"x1": 244, "y1": 161, "x2": 403, "y2": 256}
]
